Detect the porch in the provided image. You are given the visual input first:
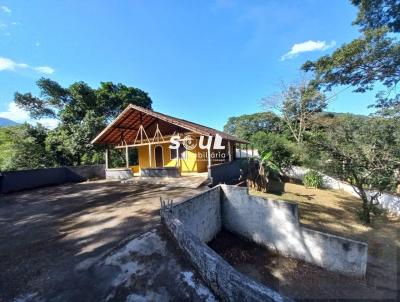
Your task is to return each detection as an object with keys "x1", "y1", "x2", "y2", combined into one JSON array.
[{"x1": 92, "y1": 104, "x2": 253, "y2": 180}]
